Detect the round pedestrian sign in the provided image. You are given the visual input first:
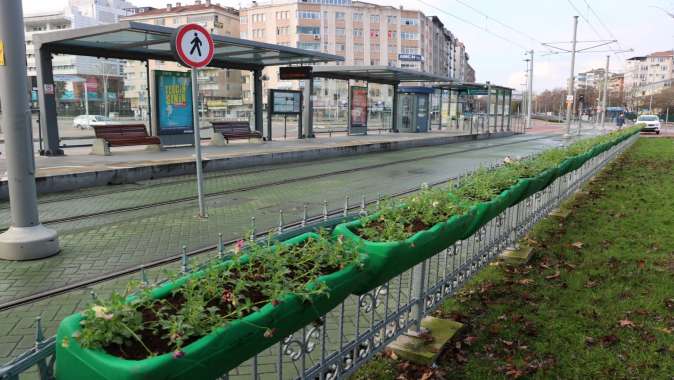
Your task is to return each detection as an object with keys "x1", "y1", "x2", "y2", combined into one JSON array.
[{"x1": 172, "y1": 23, "x2": 214, "y2": 68}]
